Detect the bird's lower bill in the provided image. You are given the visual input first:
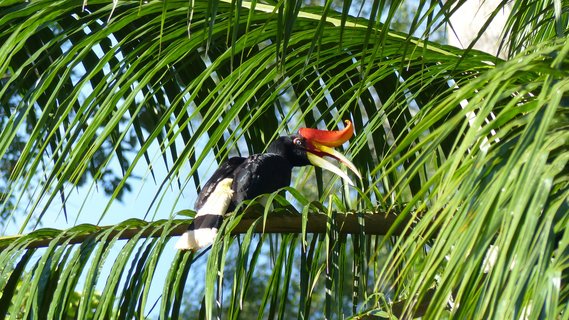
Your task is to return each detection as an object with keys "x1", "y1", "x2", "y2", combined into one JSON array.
[{"x1": 306, "y1": 144, "x2": 361, "y2": 186}]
